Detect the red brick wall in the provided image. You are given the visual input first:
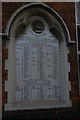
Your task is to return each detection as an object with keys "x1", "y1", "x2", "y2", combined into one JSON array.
[{"x1": 2, "y1": 2, "x2": 80, "y2": 118}]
